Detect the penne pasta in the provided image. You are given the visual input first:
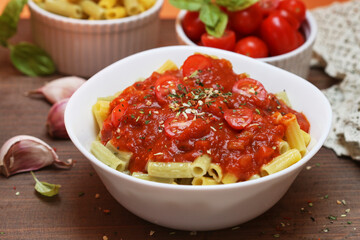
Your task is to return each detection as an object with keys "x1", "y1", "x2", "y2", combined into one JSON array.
[
  {"x1": 260, "y1": 149, "x2": 301, "y2": 176},
  {"x1": 98, "y1": 0, "x2": 117, "y2": 9},
  {"x1": 90, "y1": 141, "x2": 127, "y2": 171},
  {"x1": 190, "y1": 154, "x2": 211, "y2": 177},
  {"x1": 281, "y1": 113, "x2": 307, "y2": 156},
  {"x1": 123, "y1": 0, "x2": 142, "y2": 16},
  {"x1": 80, "y1": 0, "x2": 105, "y2": 19},
  {"x1": 132, "y1": 172, "x2": 174, "y2": 184},
  {"x1": 221, "y1": 172, "x2": 238, "y2": 184},
  {"x1": 156, "y1": 60, "x2": 178, "y2": 74},
  {"x1": 208, "y1": 163, "x2": 223, "y2": 183},
  {"x1": 192, "y1": 176, "x2": 219, "y2": 185},
  {"x1": 147, "y1": 162, "x2": 193, "y2": 178},
  {"x1": 105, "y1": 6, "x2": 127, "y2": 19},
  {"x1": 43, "y1": 0, "x2": 83, "y2": 19},
  {"x1": 92, "y1": 99, "x2": 110, "y2": 130}
]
